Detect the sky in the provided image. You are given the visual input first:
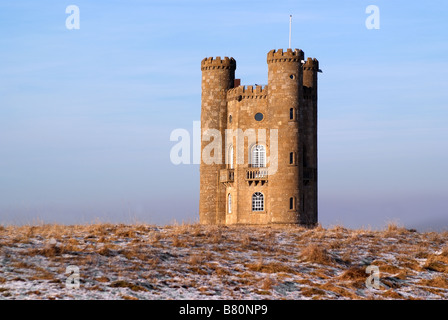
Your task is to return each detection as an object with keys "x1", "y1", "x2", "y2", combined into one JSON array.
[{"x1": 0, "y1": 0, "x2": 447, "y2": 230}]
